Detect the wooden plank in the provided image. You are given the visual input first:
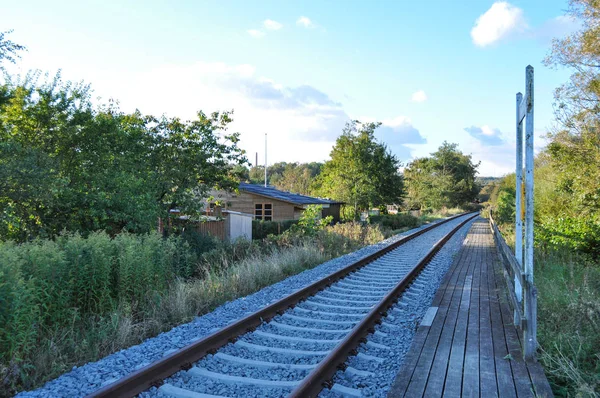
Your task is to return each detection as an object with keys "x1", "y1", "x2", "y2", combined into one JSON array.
[
  {"x1": 443, "y1": 245, "x2": 477, "y2": 397},
  {"x1": 389, "y1": 220, "x2": 554, "y2": 398},
  {"x1": 420, "y1": 307, "x2": 438, "y2": 327},
  {"x1": 397, "y1": 224, "x2": 474, "y2": 396},
  {"x1": 487, "y1": 242, "x2": 517, "y2": 398},
  {"x1": 387, "y1": 327, "x2": 429, "y2": 397},
  {"x1": 462, "y1": 223, "x2": 483, "y2": 397},
  {"x1": 423, "y1": 240, "x2": 475, "y2": 397},
  {"x1": 494, "y1": 253, "x2": 536, "y2": 398},
  {"x1": 526, "y1": 359, "x2": 554, "y2": 398},
  {"x1": 479, "y1": 238, "x2": 499, "y2": 397},
  {"x1": 388, "y1": 241, "x2": 471, "y2": 397}
]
